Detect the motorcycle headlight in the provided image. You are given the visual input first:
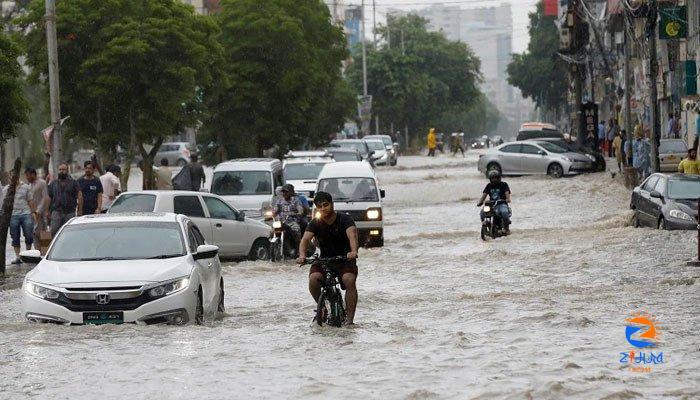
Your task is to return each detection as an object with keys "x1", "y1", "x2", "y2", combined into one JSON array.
[
  {"x1": 263, "y1": 208, "x2": 274, "y2": 220},
  {"x1": 669, "y1": 209, "x2": 694, "y2": 221},
  {"x1": 25, "y1": 281, "x2": 60, "y2": 300},
  {"x1": 366, "y1": 208, "x2": 381, "y2": 220},
  {"x1": 147, "y1": 277, "x2": 190, "y2": 298},
  {"x1": 314, "y1": 211, "x2": 322, "y2": 219},
  {"x1": 272, "y1": 221, "x2": 283, "y2": 229},
  {"x1": 483, "y1": 206, "x2": 491, "y2": 213}
]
